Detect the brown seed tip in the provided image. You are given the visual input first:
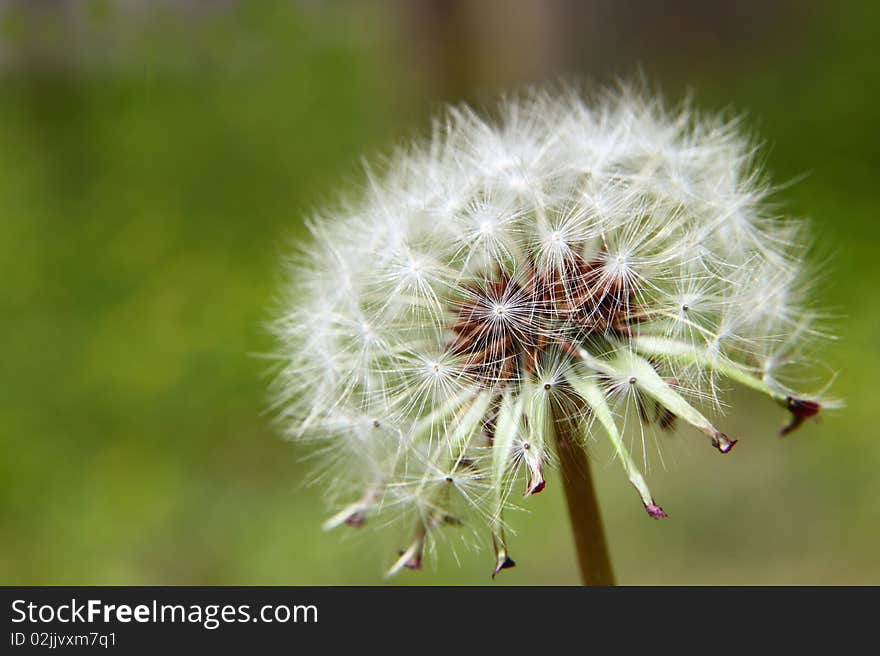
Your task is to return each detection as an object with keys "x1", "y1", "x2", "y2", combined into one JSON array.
[{"x1": 645, "y1": 503, "x2": 667, "y2": 519}]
